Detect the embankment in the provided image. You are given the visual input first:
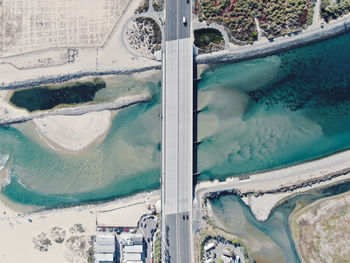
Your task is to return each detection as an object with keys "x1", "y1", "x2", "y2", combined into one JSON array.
[
  {"x1": 0, "y1": 66, "x2": 161, "y2": 90},
  {"x1": 196, "y1": 16, "x2": 350, "y2": 64},
  {"x1": 0, "y1": 93, "x2": 151, "y2": 126}
]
